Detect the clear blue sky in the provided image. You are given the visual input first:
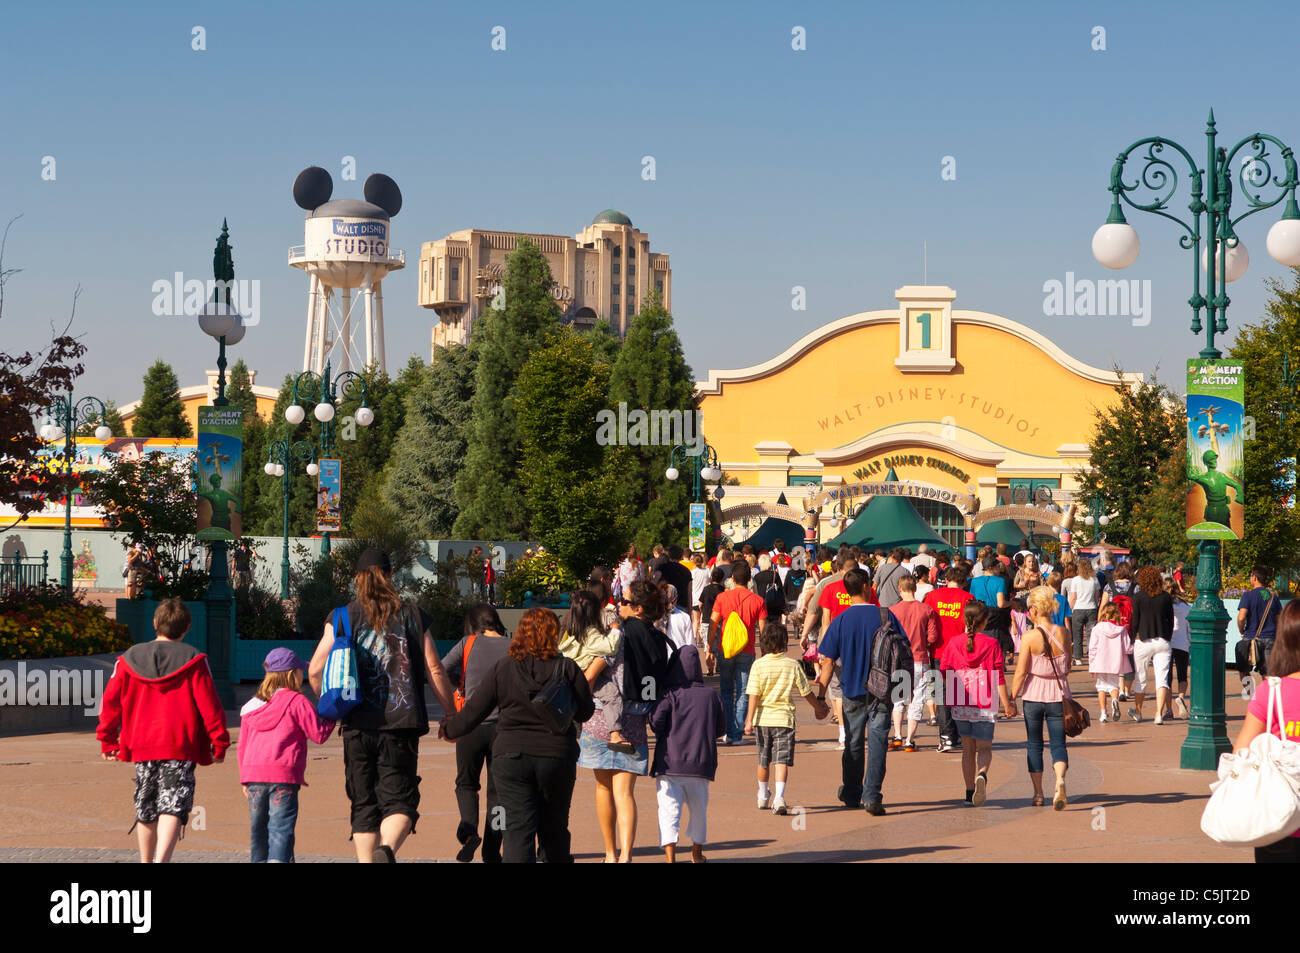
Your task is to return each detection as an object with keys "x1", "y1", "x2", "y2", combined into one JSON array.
[{"x1": 3, "y1": 0, "x2": 1297, "y2": 410}]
